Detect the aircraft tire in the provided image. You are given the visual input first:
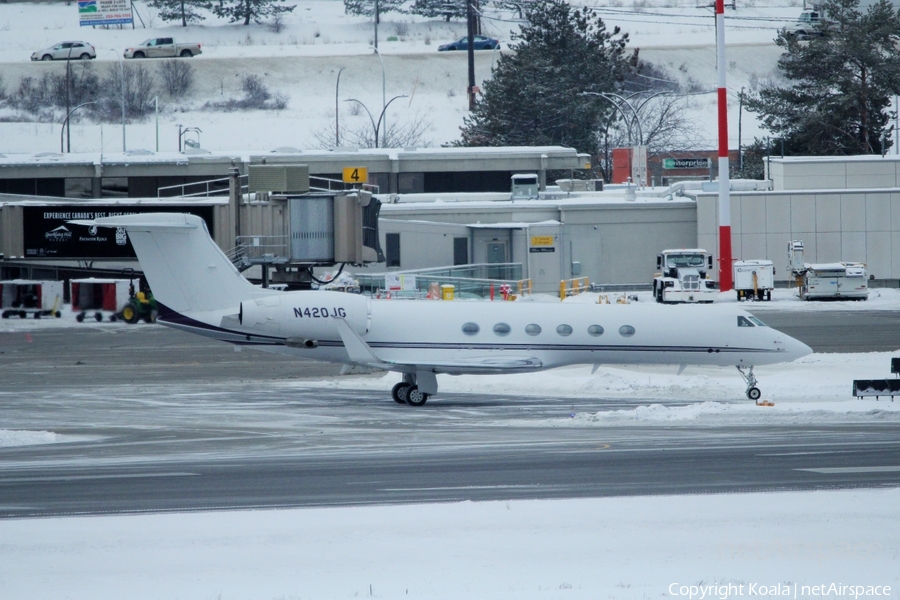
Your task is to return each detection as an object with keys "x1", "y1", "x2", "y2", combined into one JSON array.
[
  {"x1": 391, "y1": 382, "x2": 410, "y2": 404},
  {"x1": 405, "y1": 386, "x2": 428, "y2": 407},
  {"x1": 746, "y1": 386, "x2": 761, "y2": 401}
]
